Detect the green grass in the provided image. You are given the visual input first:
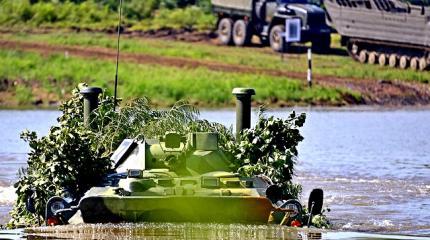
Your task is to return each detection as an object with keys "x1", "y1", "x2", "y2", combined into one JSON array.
[
  {"x1": 14, "y1": 84, "x2": 33, "y2": 104},
  {"x1": 3, "y1": 32, "x2": 430, "y2": 83},
  {"x1": 0, "y1": 0, "x2": 215, "y2": 31},
  {"x1": 130, "y1": 7, "x2": 216, "y2": 31},
  {"x1": 0, "y1": 49, "x2": 354, "y2": 107}
]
